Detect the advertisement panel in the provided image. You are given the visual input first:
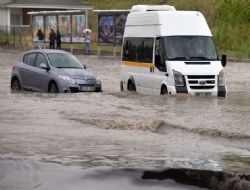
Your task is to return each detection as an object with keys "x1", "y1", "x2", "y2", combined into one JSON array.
[
  {"x1": 98, "y1": 13, "x2": 128, "y2": 45},
  {"x1": 32, "y1": 16, "x2": 44, "y2": 42},
  {"x1": 45, "y1": 16, "x2": 57, "y2": 42},
  {"x1": 98, "y1": 15, "x2": 115, "y2": 44},
  {"x1": 115, "y1": 14, "x2": 127, "y2": 44},
  {"x1": 72, "y1": 15, "x2": 86, "y2": 43},
  {"x1": 58, "y1": 15, "x2": 72, "y2": 42}
]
